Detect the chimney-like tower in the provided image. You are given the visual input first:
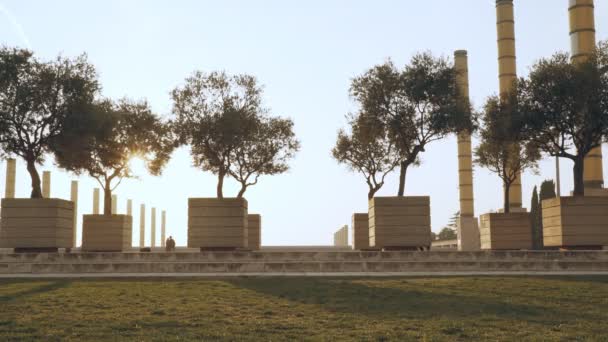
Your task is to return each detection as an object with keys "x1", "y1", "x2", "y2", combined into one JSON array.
[
  {"x1": 454, "y1": 50, "x2": 480, "y2": 251},
  {"x1": 496, "y1": 0, "x2": 522, "y2": 210},
  {"x1": 570, "y1": 0, "x2": 604, "y2": 190},
  {"x1": 454, "y1": 50, "x2": 475, "y2": 218}
]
